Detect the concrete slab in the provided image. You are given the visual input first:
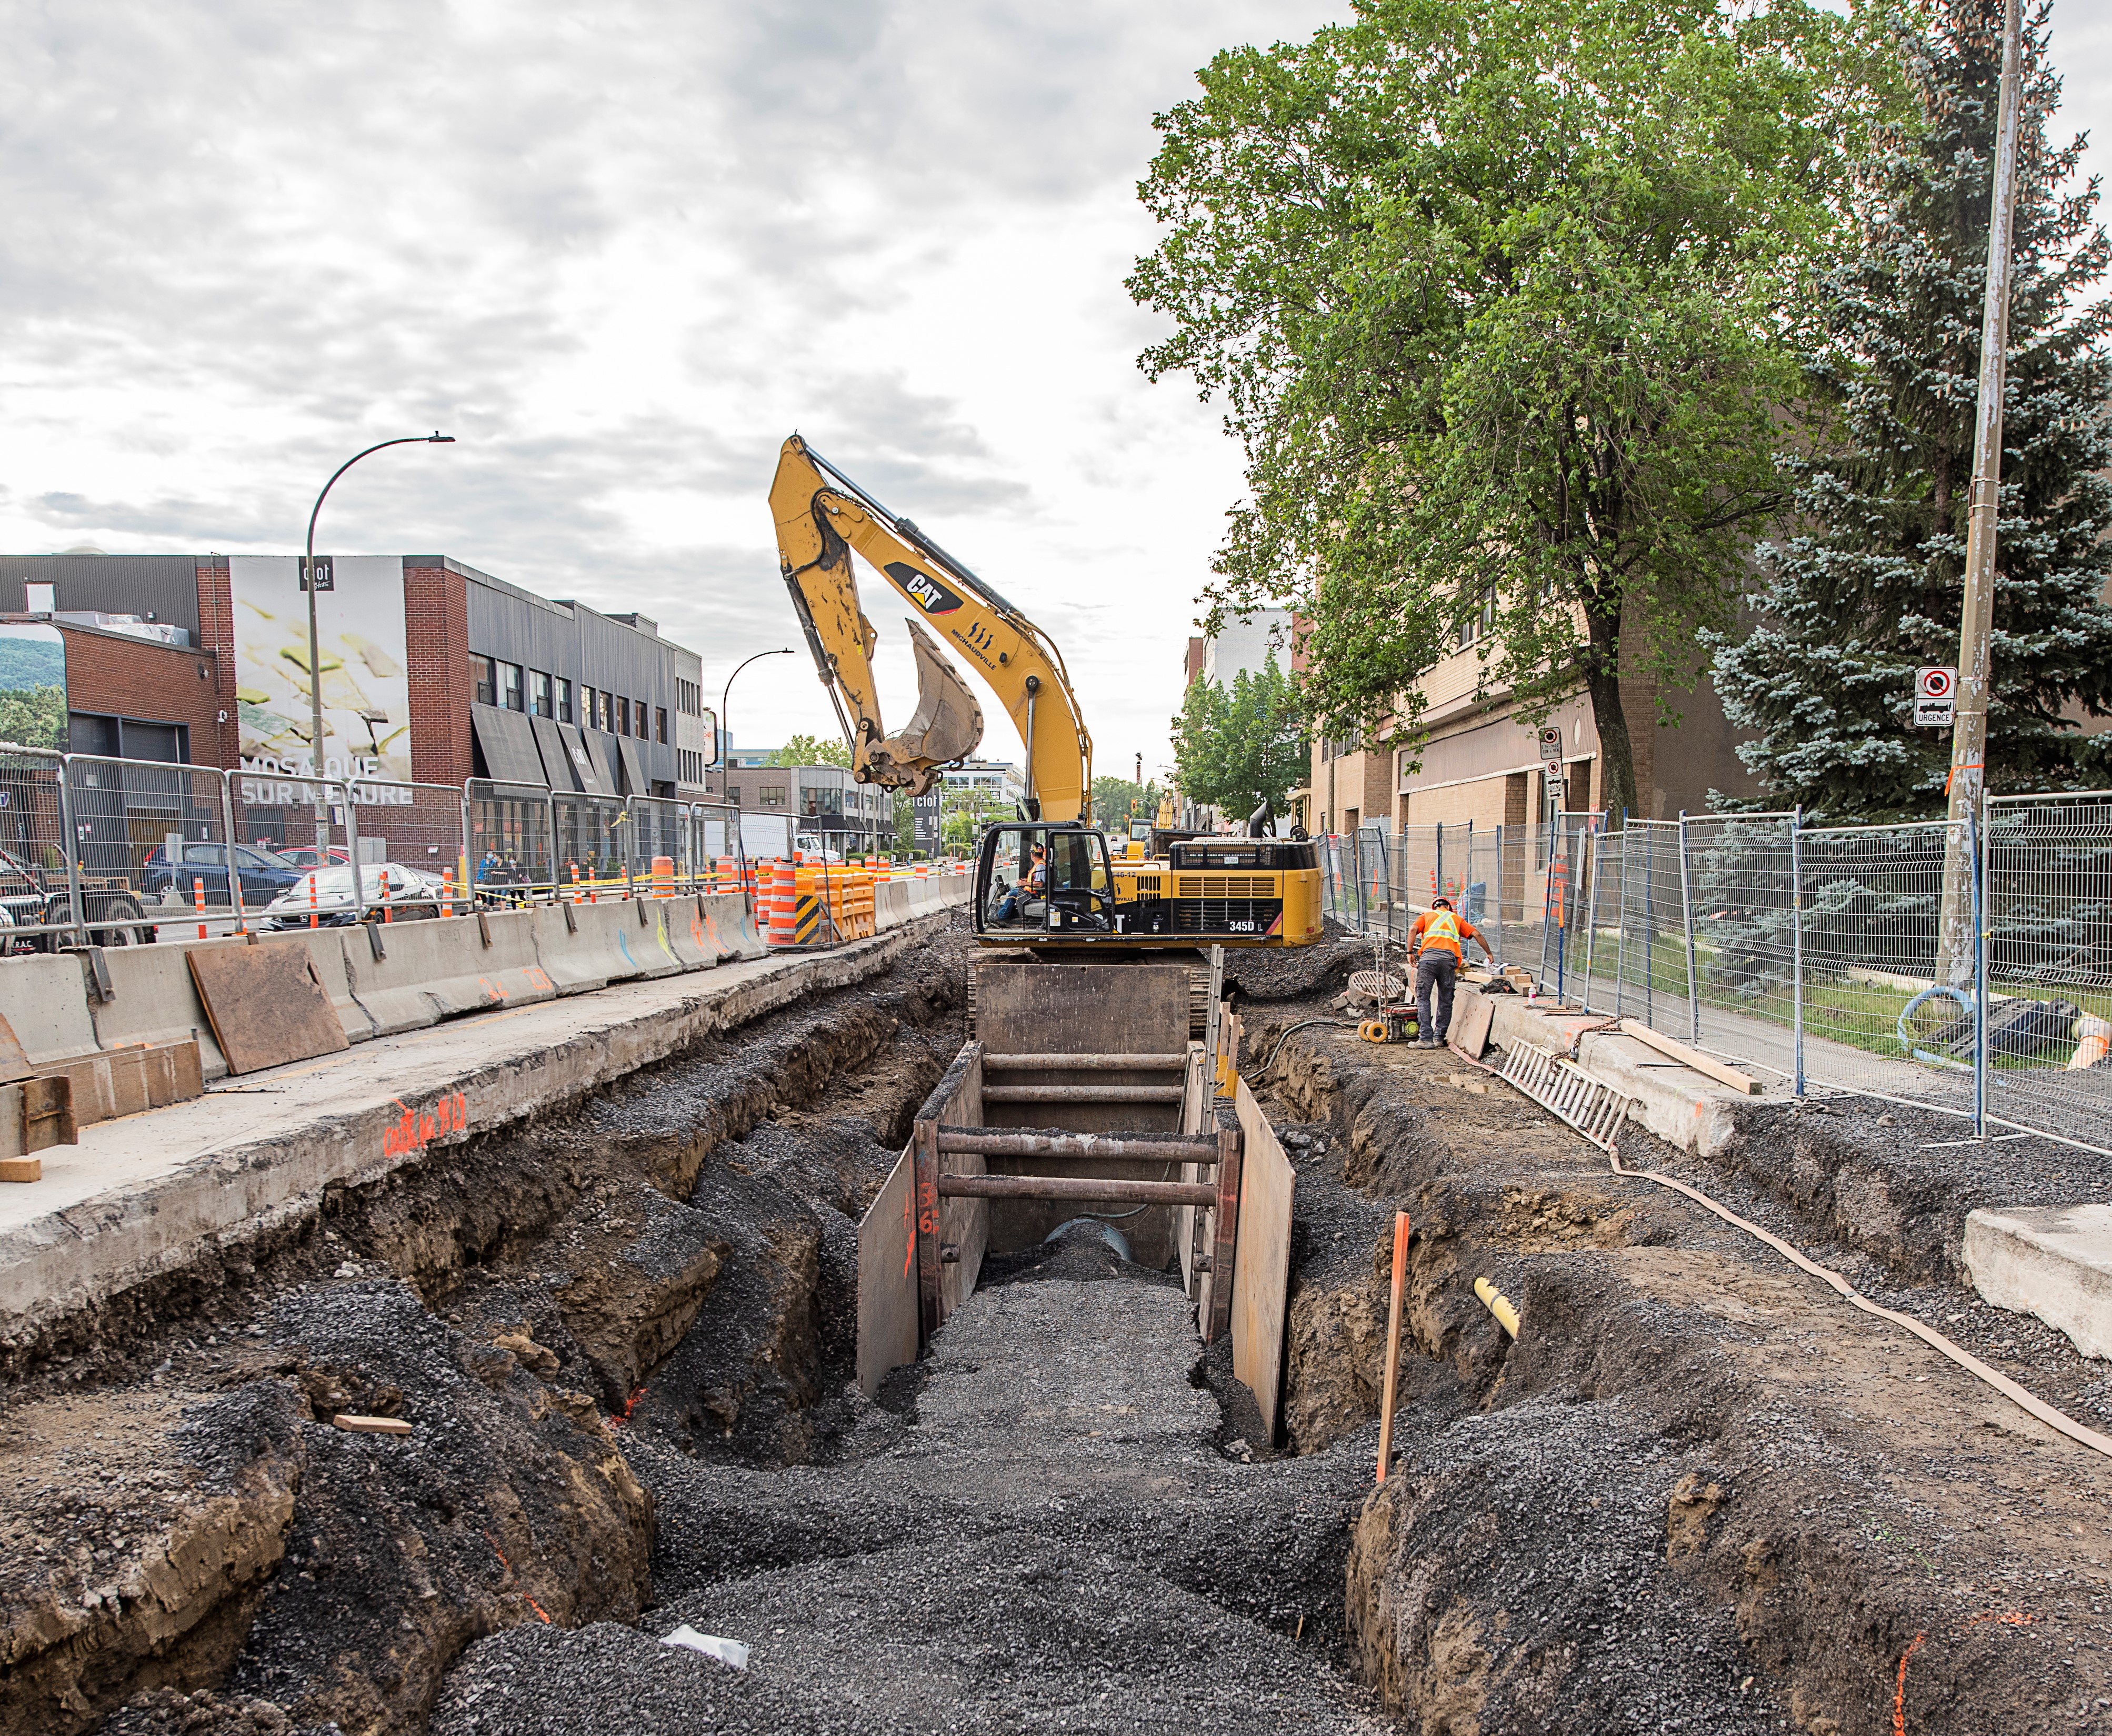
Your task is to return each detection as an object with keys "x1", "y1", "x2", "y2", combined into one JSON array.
[
  {"x1": 1964, "y1": 1203, "x2": 2112, "y2": 1361},
  {"x1": 0, "y1": 911, "x2": 959, "y2": 1353}
]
